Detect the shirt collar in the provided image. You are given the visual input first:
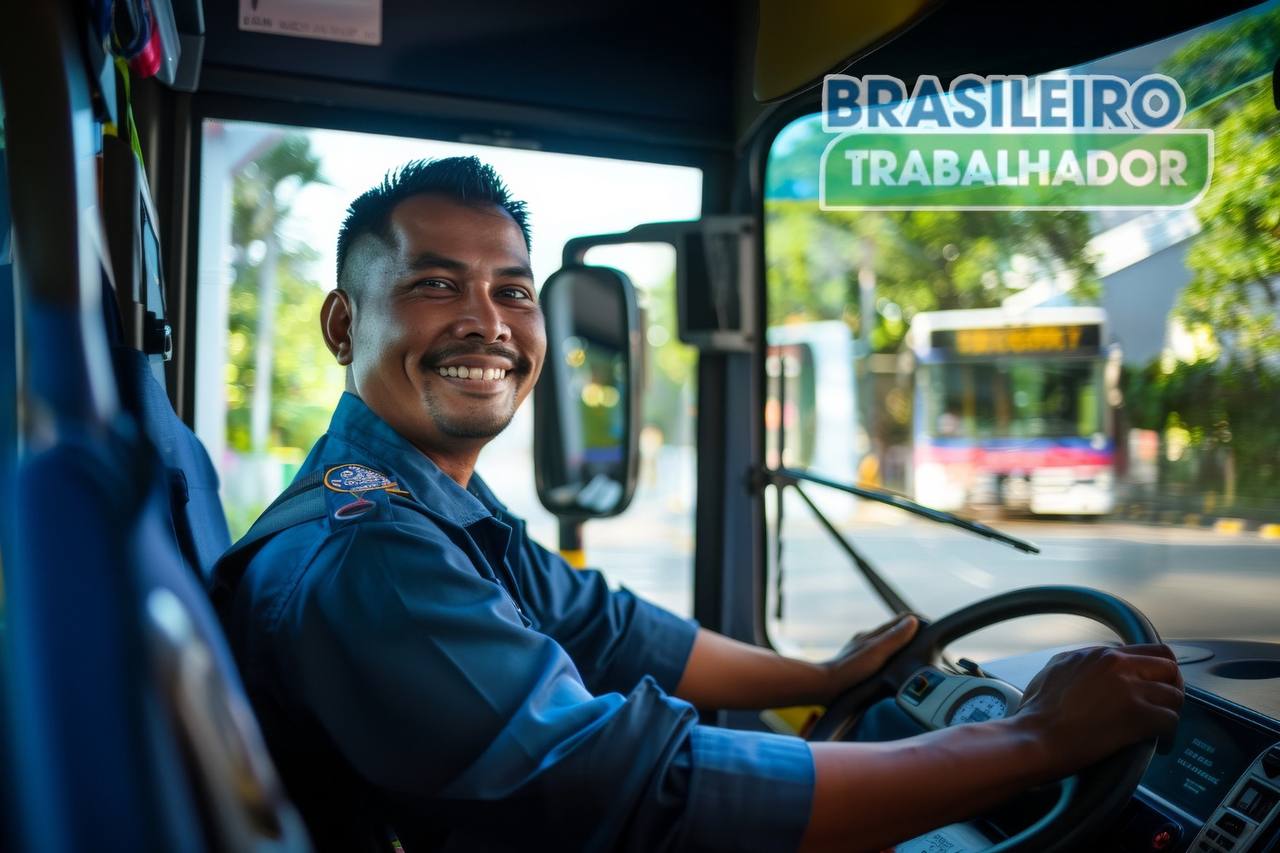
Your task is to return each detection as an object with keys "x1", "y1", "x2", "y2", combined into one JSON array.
[{"x1": 321, "y1": 391, "x2": 499, "y2": 527}]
